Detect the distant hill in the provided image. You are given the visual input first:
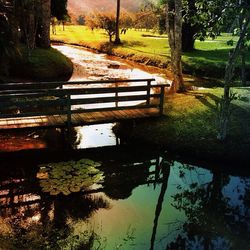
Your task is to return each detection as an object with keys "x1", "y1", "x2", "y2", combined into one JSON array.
[{"x1": 67, "y1": 0, "x2": 145, "y2": 20}]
